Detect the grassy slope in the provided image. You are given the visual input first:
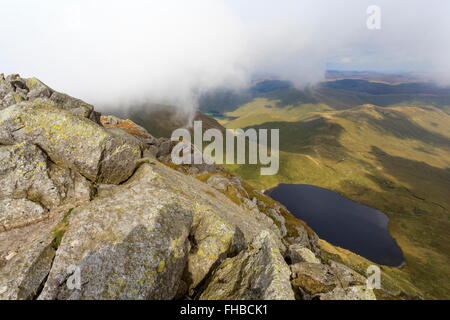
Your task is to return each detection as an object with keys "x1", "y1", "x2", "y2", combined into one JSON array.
[
  {"x1": 223, "y1": 98, "x2": 333, "y2": 128},
  {"x1": 223, "y1": 104, "x2": 450, "y2": 299}
]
